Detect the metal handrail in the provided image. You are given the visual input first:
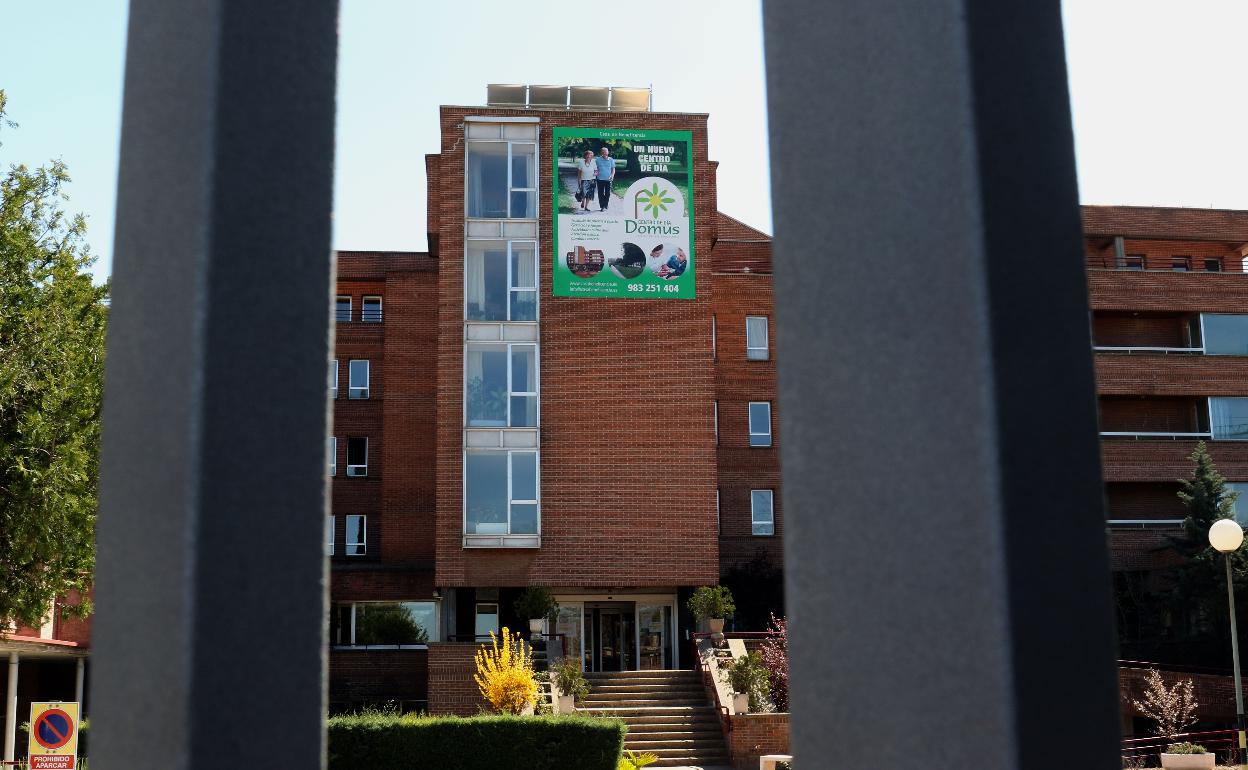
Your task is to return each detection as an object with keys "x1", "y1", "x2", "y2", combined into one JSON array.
[
  {"x1": 1100, "y1": 431, "x2": 1213, "y2": 440},
  {"x1": 1094, "y1": 346, "x2": 1205, "y2": 354},
  {"x1": 690, "y1": 633, "x2": 734, "y2": 737}
]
